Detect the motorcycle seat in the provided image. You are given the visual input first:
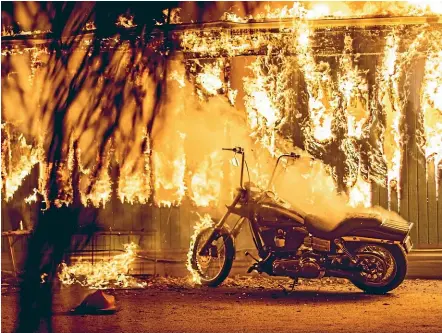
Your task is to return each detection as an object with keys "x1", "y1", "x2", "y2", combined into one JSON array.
[{"x1": 304, "y1": 214, "x2": 382, "y2": 240}]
